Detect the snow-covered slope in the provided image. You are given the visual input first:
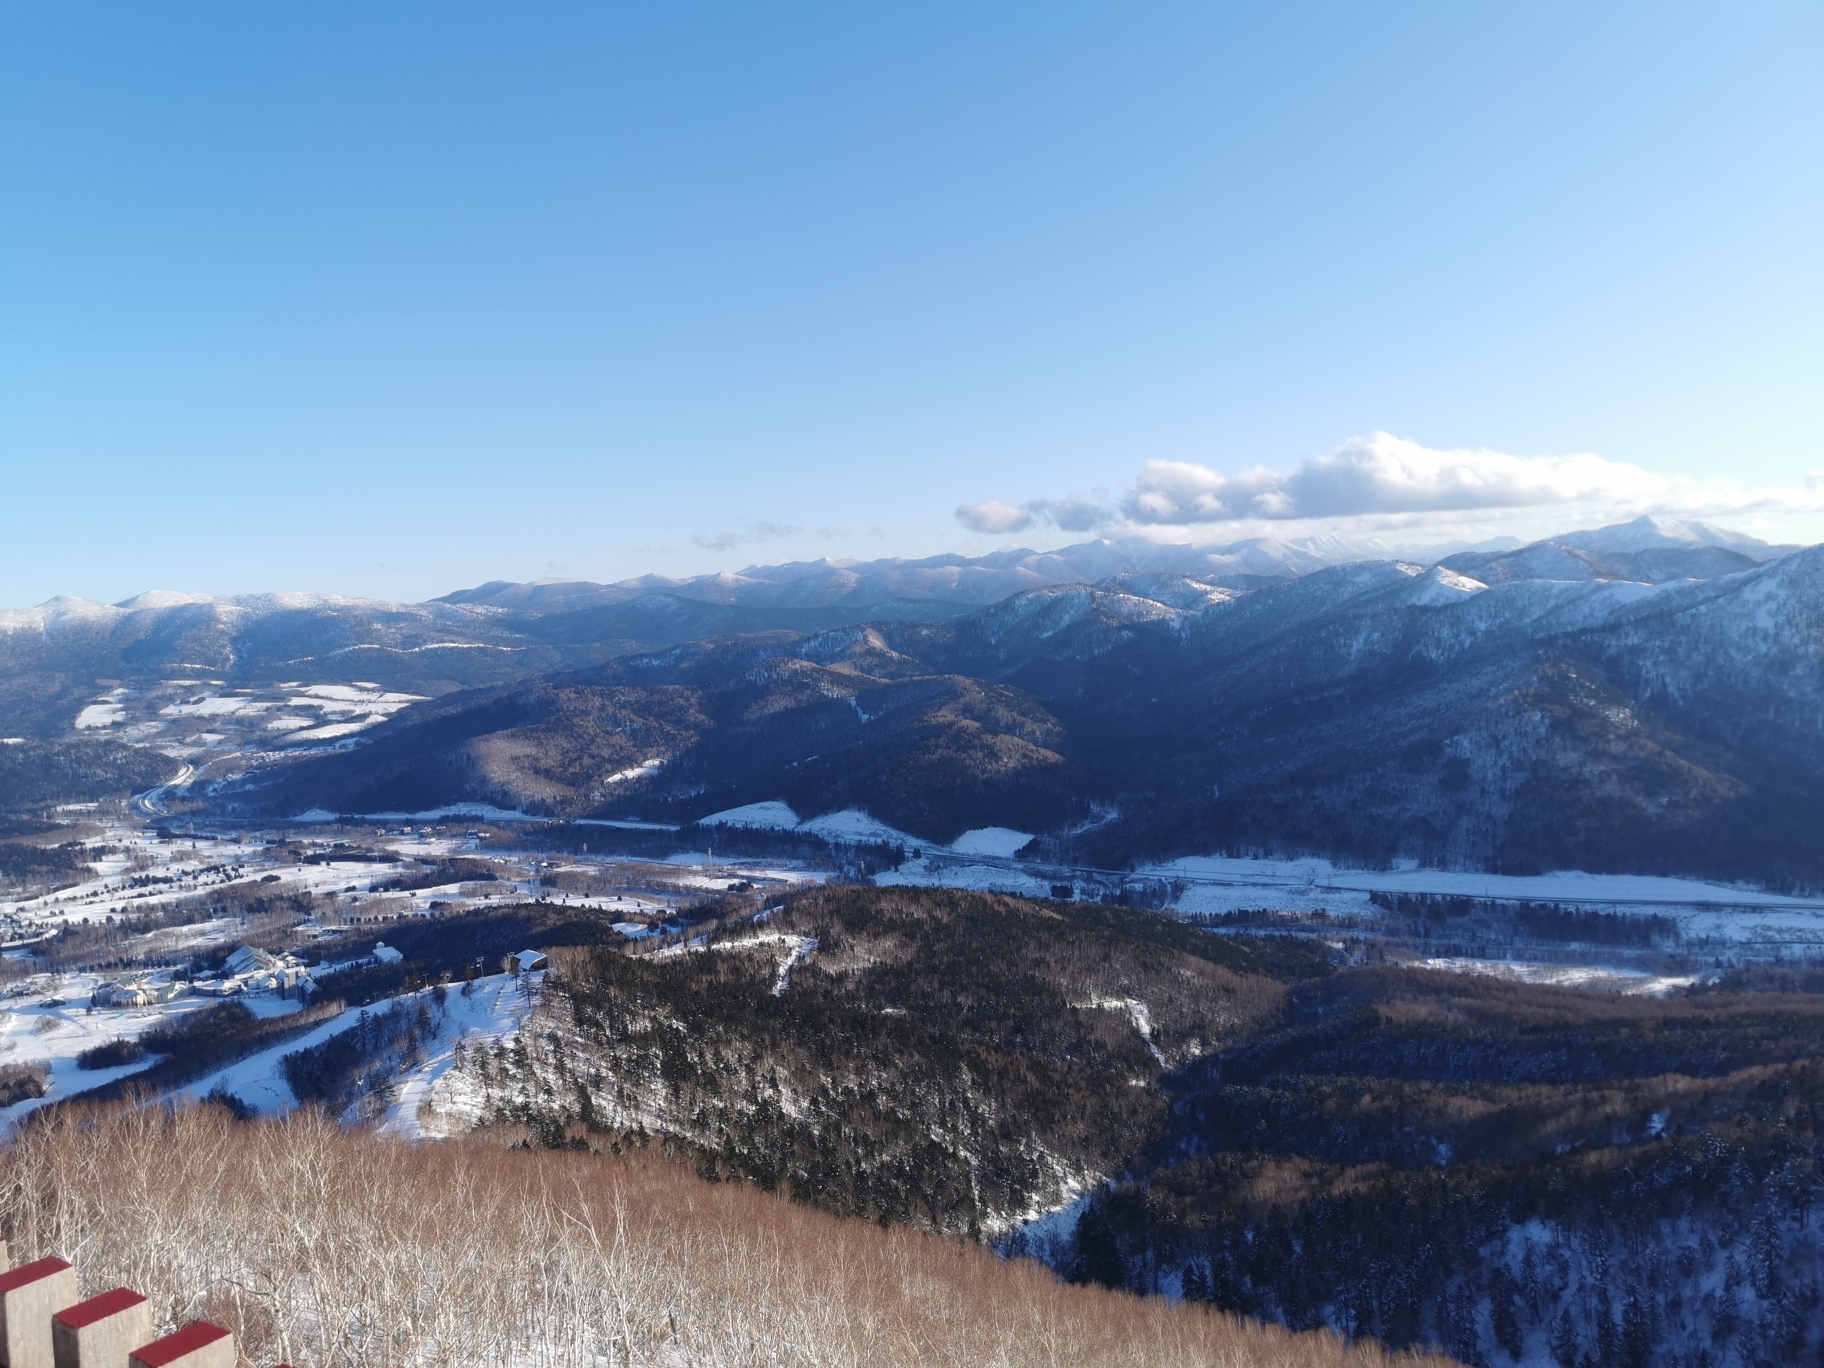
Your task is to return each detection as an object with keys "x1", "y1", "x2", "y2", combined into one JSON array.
[{"x1": 1439, "y1": 515, "x2": 1806, "y2": 588}]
